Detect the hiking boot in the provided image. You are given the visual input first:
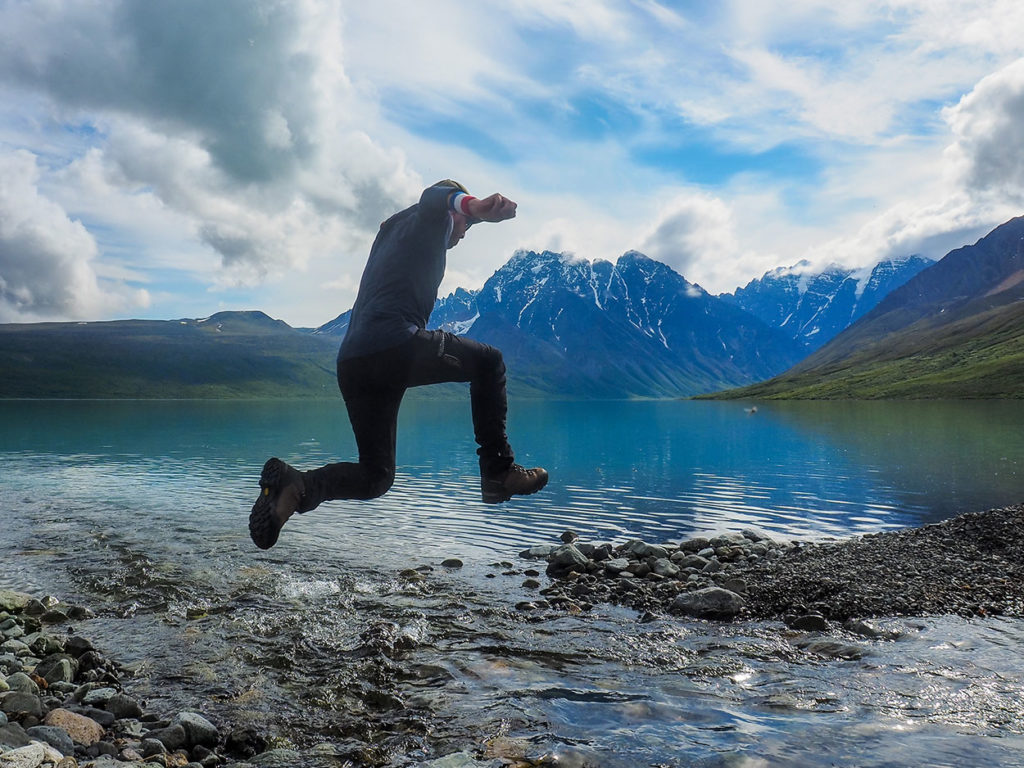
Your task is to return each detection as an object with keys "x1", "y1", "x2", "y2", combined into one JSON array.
[
  {"x1": 249, "y1": 458, "x2": 305, "y2": 549},
  {"x1": 481, "y1": 463, "x2": 549, "y2": 504}
]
